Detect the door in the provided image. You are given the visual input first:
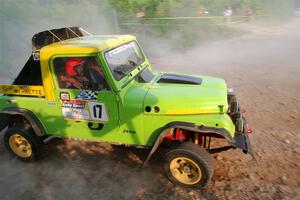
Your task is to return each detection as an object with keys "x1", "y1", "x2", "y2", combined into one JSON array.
[{"x1": 49, "y1": 55, "x2": 121, "y2": 142}]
